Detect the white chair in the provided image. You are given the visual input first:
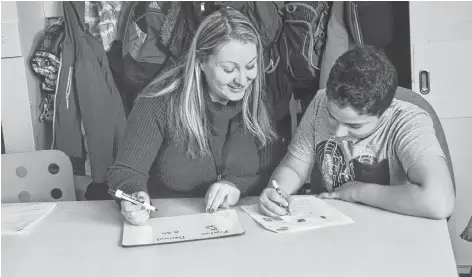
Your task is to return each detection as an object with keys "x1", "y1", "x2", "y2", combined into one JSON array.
[{"x1": 1, "y1": 150, "x2": 76, "y2": 203}]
